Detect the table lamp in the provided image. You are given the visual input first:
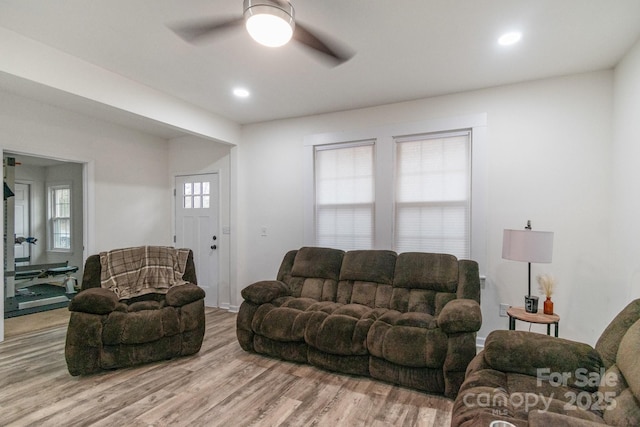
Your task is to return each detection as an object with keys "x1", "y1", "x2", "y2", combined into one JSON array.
[{"x1": 502, "y1": 221, "x2": 554, "y2": 313}]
